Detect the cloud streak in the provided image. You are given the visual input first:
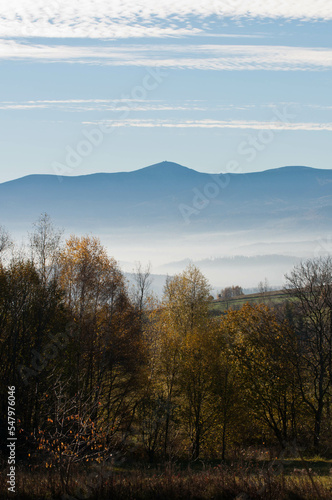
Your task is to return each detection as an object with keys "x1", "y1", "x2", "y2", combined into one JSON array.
[
  {"x1": 0, "y1": 99, "x2": 208, "y2": 112},
  {"x1": 1, "y1": 40, "x2": 331, "y2": 71},
  {"x1": 1, "y1": 1, "x2": 332, "y2": 40},
  {"x1": 82, "y1": 118, "x2": 332, "y2": 131},
  {"x1": 1, "y1": 100, "x2": 331, "y2": 121}
]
